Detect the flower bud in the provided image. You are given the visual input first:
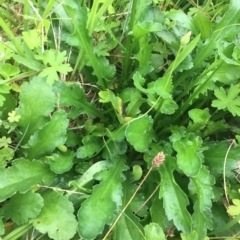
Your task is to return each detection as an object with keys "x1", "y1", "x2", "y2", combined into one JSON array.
[{"x1": 180, "y1": 31, "x2": 192, "y2": 46}]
